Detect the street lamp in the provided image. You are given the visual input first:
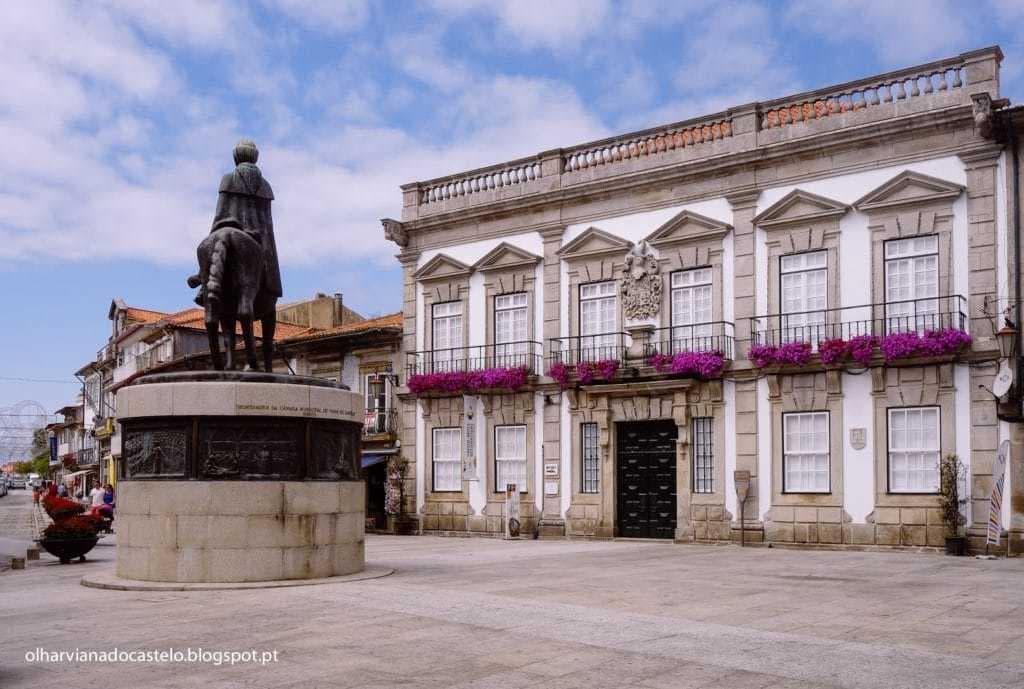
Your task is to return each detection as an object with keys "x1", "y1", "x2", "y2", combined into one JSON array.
[{"x1": 996, "y1": 321, "x2": 1017, "y2": 359}]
